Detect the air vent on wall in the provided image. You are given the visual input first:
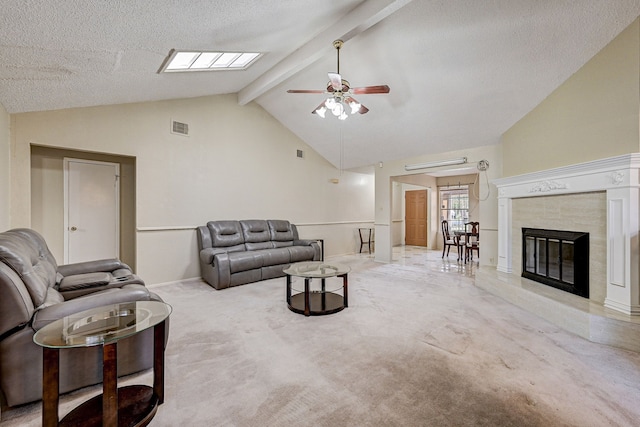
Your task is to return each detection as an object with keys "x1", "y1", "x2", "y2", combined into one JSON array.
[
  {"x1": 297, "y1": 149, "x2": 304, "y2": 159},
  {"x1": 171, "y1": 120, "x2": 189, "y2": 136}
]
